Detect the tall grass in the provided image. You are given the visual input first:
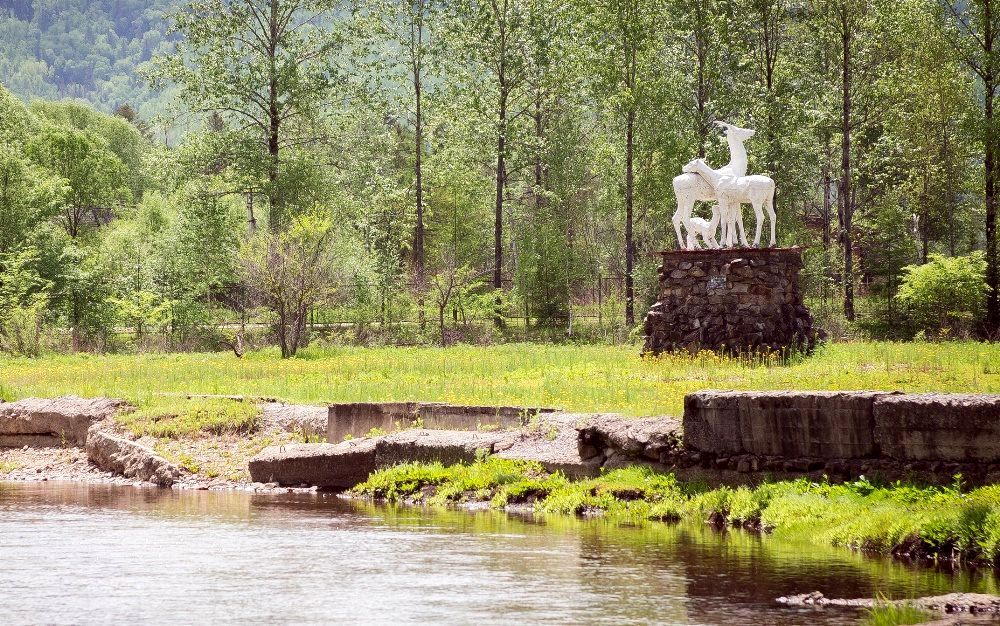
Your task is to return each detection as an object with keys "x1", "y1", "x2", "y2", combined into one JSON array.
[
  {"x1": 0, "y1": 341, "x2": 998, "y2": 416},
  {"x1": 861, "y1": 602, "x2": 931, "y2": 626}
]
